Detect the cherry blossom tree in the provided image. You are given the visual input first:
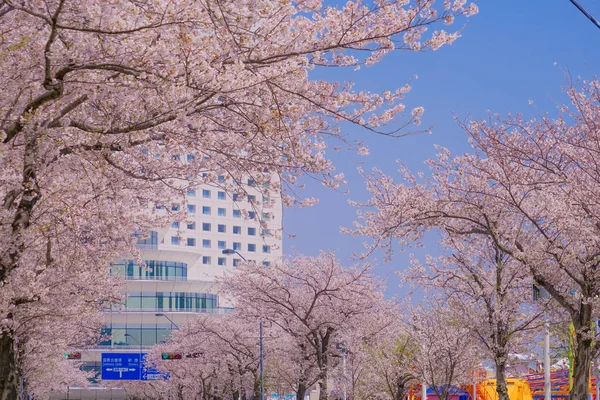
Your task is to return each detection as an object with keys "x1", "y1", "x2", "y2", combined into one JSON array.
[
  {"x1": 350, "y1": 312, "x2": 418, "y2": 400},
  {"x1": 409, "y1": 298, "x2": 481, "y2": 400},
  {"x1": 223, "y1": 252, "x2": 387, "y2": 400},
  {"x1": 403, "y1": 235, "x2": 545, "y2": 400},
  {"x1": 264, "y1": 328, "x2": 321, "y2": 400},
  {"x1": 0, "y1": 0, "x2": 479, "y2": 396},
  {"x1": 132, "y1": 314, "x2": 264, "y2": 400},
  {"x1": 347, "y1": 79, "x2": 600, "y2": 400}
]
